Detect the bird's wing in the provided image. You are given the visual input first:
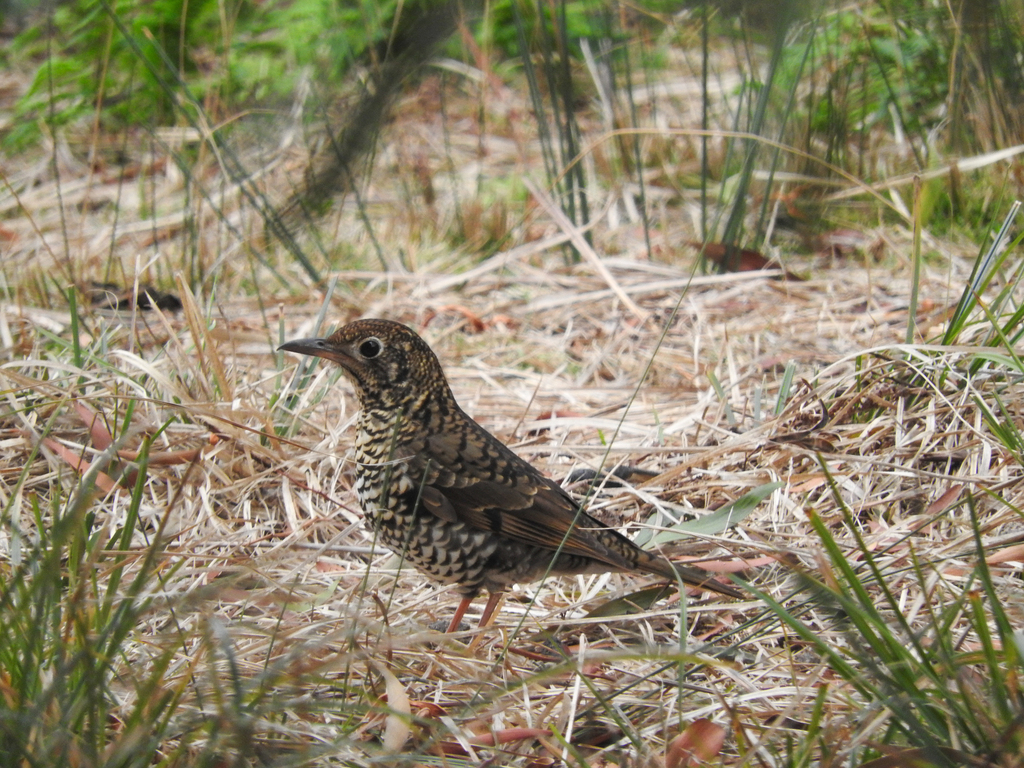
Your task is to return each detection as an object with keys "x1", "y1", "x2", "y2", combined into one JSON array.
[
  {"x1": 410, "y1": 426, "x2": 743, "y2": 597},
  {"x1": 414, "y1": 428, "x2": 637, "y2": 571}
]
